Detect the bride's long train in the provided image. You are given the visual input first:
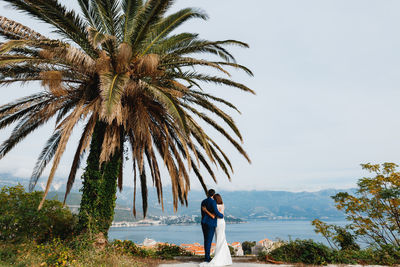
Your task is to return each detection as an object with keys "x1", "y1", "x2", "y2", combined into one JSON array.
[{"x1": 200, "y1": 218, "x2": 232, "y2": 266}]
